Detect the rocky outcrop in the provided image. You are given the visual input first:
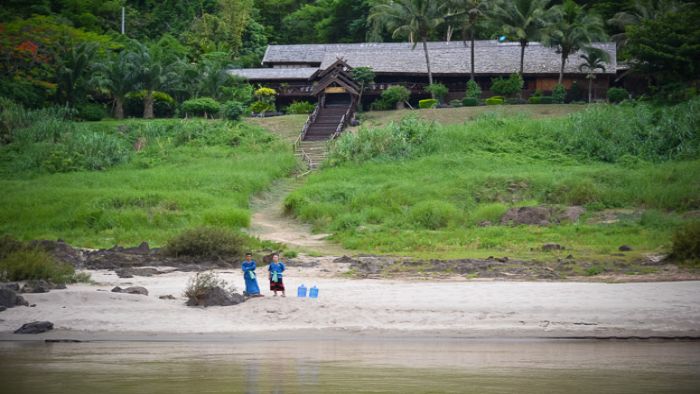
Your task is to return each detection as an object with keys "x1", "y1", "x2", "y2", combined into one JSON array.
[
  {"x1": 501, "y1": 206, "x2": 586, "y2": 226},
  {"x1": 20, "y1": 280, "x2": 66, "y2": 293},
  {"x1": 334, "y1": 255, "x2": 396, "y2": 276},
  {"x1": 186, "y1": 287, "x2": 245, "y2": 307},
  {"x1": 0, "y1": 286, "x2": 29, "y2": 308},
  {"x1": 115, "y1": 267, "x2": 162, "y2": 278},
  {"x1": 111, "y1": 286, "x2": 149, "y2": 296},
  {"x1": 14, "y1": 321, "x2": 54, "y2": 334}
]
